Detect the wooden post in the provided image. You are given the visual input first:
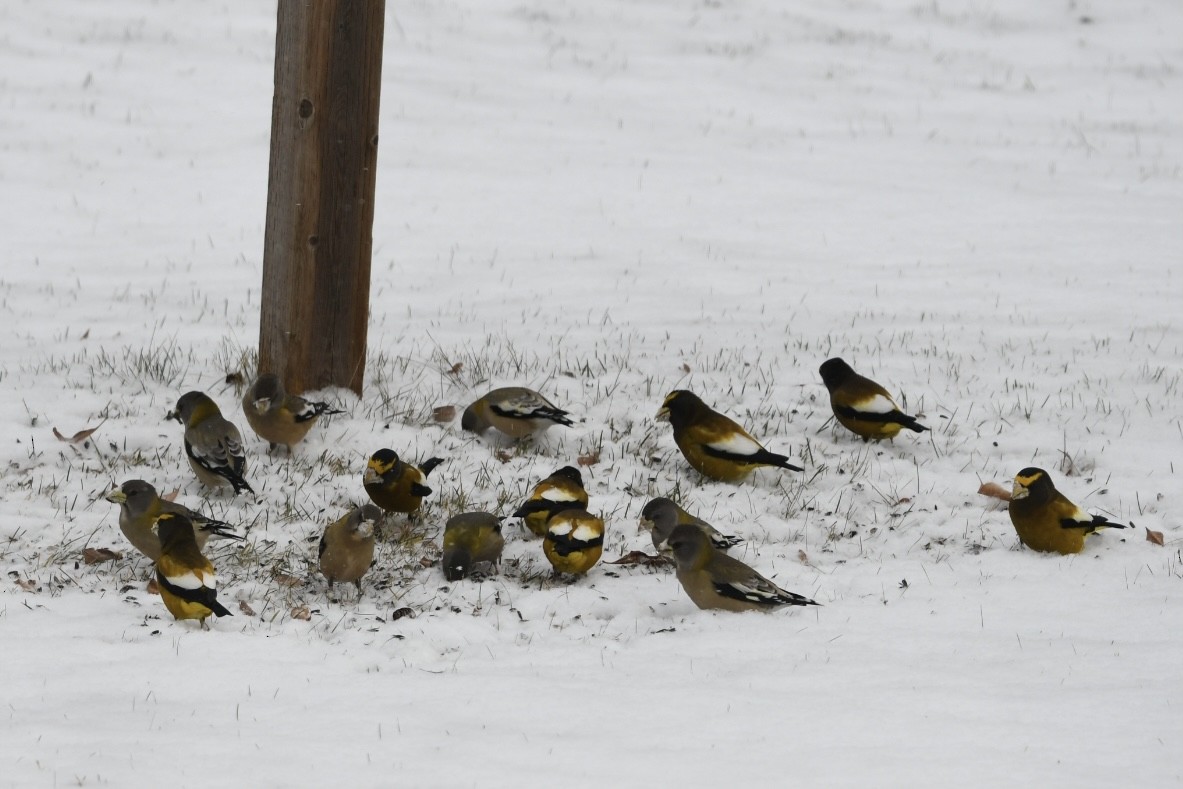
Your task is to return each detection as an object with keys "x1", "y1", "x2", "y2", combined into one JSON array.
[{"x1": 259, "y1": 0, "x2": 385, "y2": 396}]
